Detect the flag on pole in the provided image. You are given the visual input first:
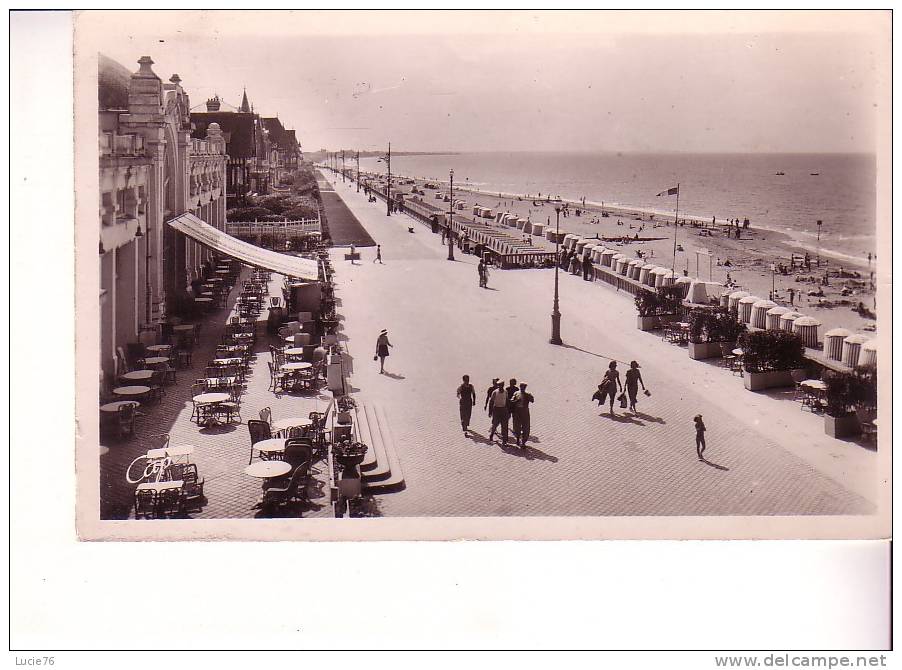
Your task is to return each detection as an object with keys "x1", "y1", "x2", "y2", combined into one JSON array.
[{"x1": 656, "y1": 186, "x2": 680, "y2": 197}]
